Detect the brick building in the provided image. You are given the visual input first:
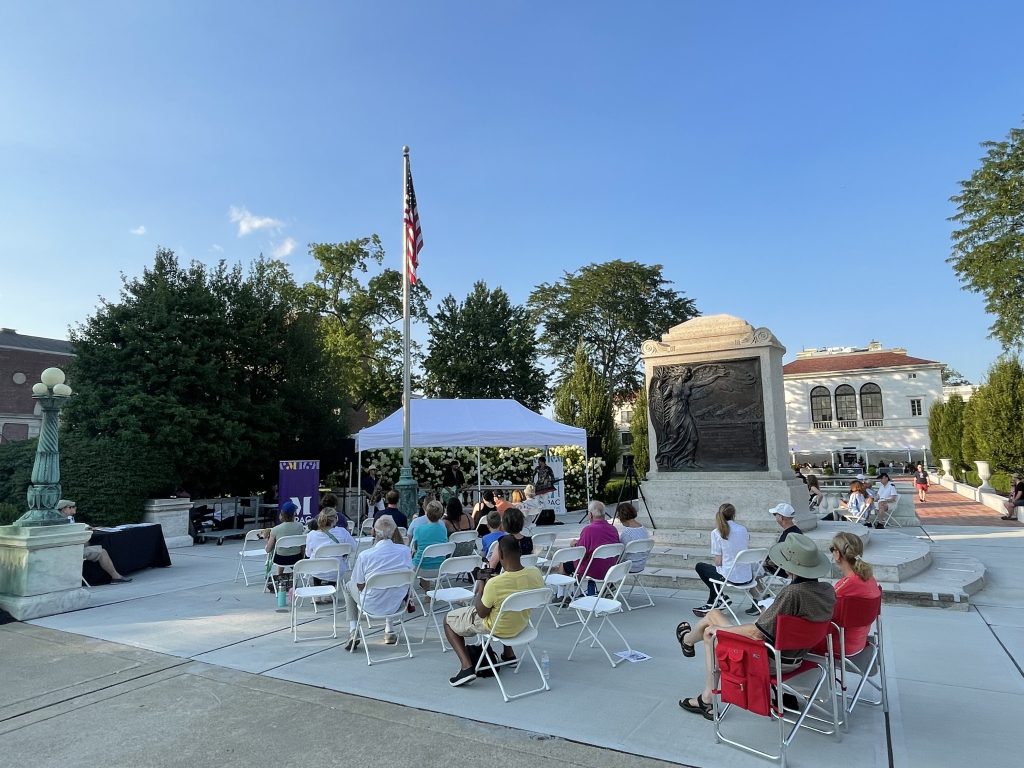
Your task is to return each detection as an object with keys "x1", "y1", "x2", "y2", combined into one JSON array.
[{"x1": 0, "y1": 329, "x2": 76, "y2": 443}]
